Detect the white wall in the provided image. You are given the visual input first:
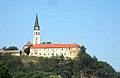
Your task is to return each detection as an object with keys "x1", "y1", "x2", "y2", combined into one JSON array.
[{"x1": 30, "y1": 47, "x2": 81, "y2": 59}]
